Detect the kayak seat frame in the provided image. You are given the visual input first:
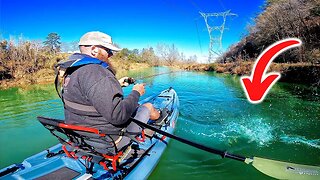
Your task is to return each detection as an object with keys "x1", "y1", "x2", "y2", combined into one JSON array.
[{"x1": 37, "y1": 116, "x2": 135, "y2": 173}]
